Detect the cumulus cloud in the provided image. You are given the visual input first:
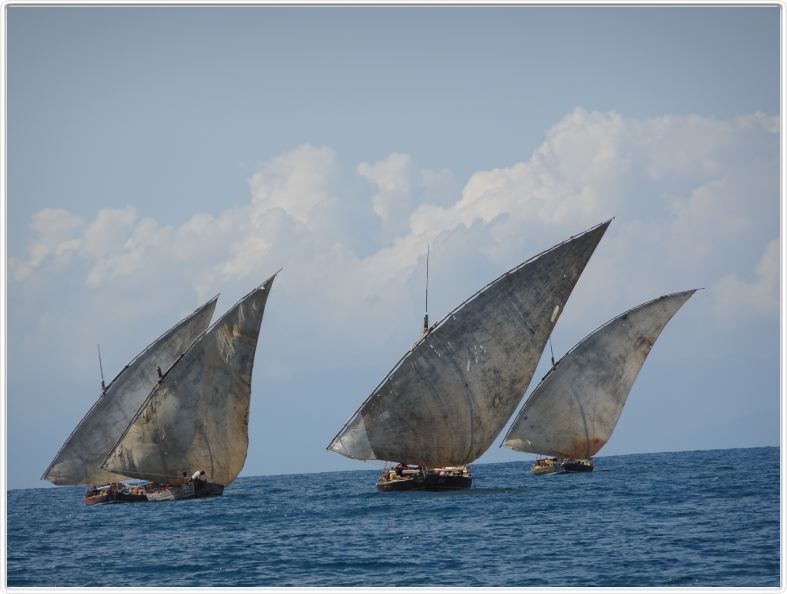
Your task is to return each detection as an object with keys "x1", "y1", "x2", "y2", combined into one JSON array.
[
  {"x1": 713, "y1": 238, "x2": 779, "y2": 320},
  {"x1": 10, "y1": 209, "x2": 85, "y2": 280},
  {"x1": 357, "y1": 152, "x2": 459, "y2": 243},
  {"x1": 9, "y1": 108, "x2": 779, "y2": 382},
  {"x1": 248, "y1": 144, "x2": 338, "y2": 226},
  {"x1": 358, "y1": 152, "x2": 413, "y2": 222}
]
